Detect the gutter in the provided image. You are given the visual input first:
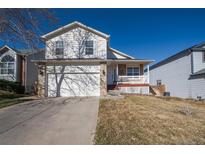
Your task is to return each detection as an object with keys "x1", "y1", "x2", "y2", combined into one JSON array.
[{"x1": 31, "y1": 59, "x2": 155, "y2": 64}]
